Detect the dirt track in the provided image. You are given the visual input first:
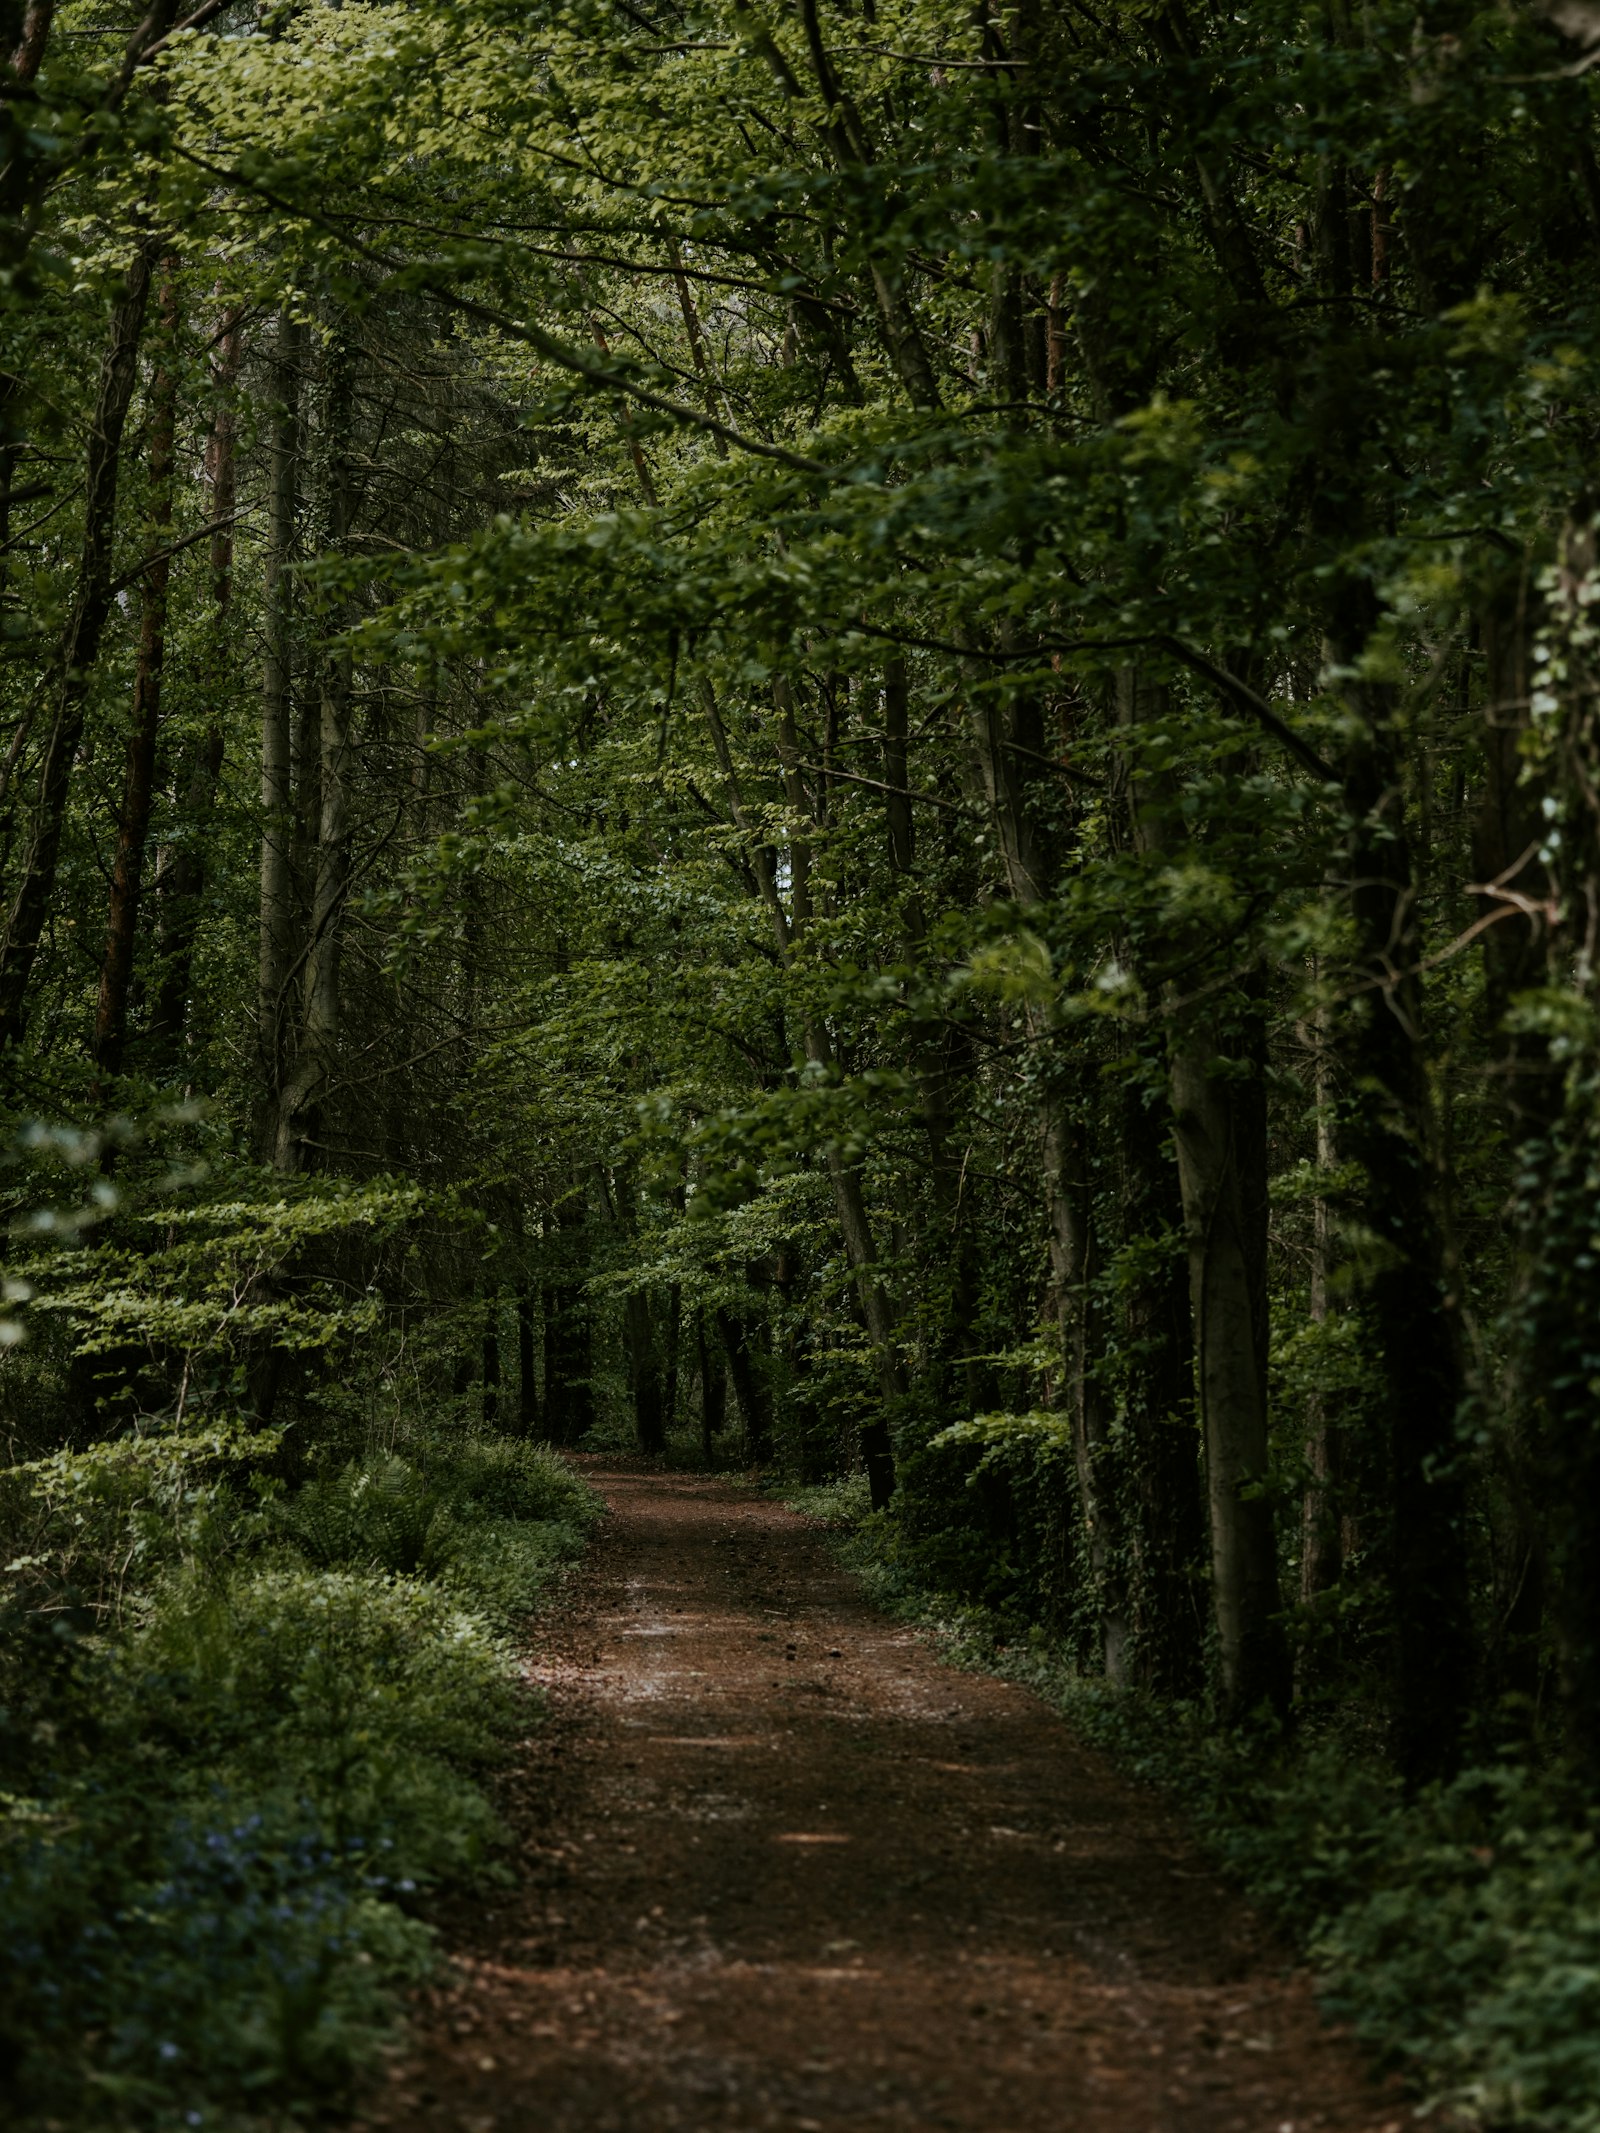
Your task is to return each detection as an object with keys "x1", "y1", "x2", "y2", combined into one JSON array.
[{"x1": 354, "y1": 1463, "x2": 1405, "y2": 2133}]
